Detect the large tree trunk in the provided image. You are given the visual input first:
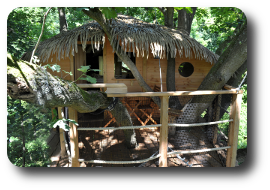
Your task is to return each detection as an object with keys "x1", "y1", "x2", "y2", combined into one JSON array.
[
  {"x1": 7, "y1": 55, "x2": 137, "y2": 148},
  {"x1": 177, "y1": 7, "x2": 197, "y2": 35},
  {"x1": 158, "y1": 7, "x2": 183, "y2": 109},
  {"x1": 58, "y1": 7, "x2": 68, "y2": 32},
  {"x1": 177, "y1": 21, "x2": 247, "y2": 125}
]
